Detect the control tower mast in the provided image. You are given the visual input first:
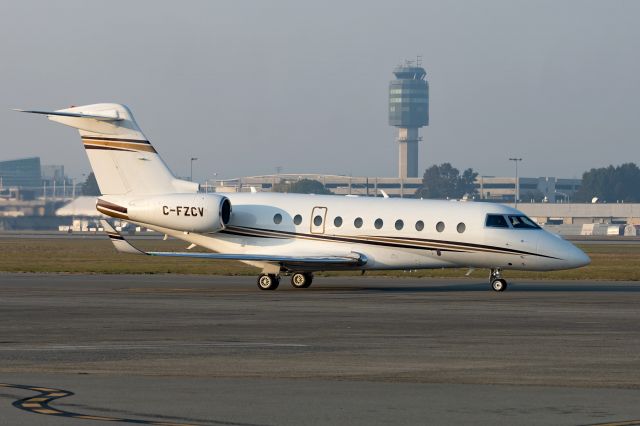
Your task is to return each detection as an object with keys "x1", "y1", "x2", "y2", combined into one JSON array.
[{"x1": 388, "y1": 59, "x2": 429, "y2": 178}]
